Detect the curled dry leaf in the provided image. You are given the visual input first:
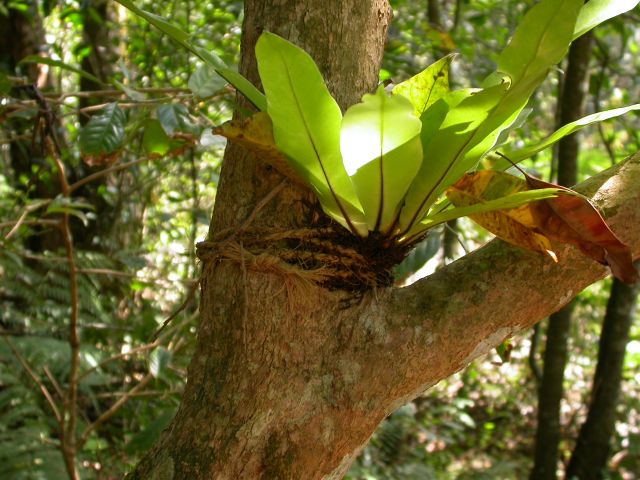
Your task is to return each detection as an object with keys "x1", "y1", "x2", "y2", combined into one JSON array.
[
  {"x1": 447, "y1": 169, "x2": 639, "y2": 284},
  {"x1": 446, "y1": 170, "x2": 557, "y2": 259},
  {"x1": 212, "y1": 112, "x2": 303, "y2": 185},
  {"x1": 523, "y1": 174, "x2": 638, "y2": 284}
]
